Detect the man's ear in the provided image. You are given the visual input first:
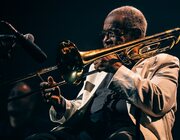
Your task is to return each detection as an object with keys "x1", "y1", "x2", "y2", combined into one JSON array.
[{"x1": 130, "y1": 28, "x2": 142, "y2": 39}]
